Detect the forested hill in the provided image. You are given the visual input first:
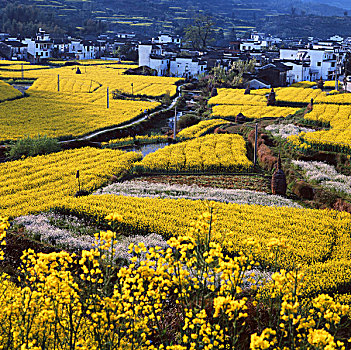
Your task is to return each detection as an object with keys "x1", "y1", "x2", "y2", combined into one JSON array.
[
  {"x1": 0, "y1": 0, "x2": 349, "y2": 39},
  {"x1": 309, "y1": 0, "x2": 351, "y2": 10}
]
